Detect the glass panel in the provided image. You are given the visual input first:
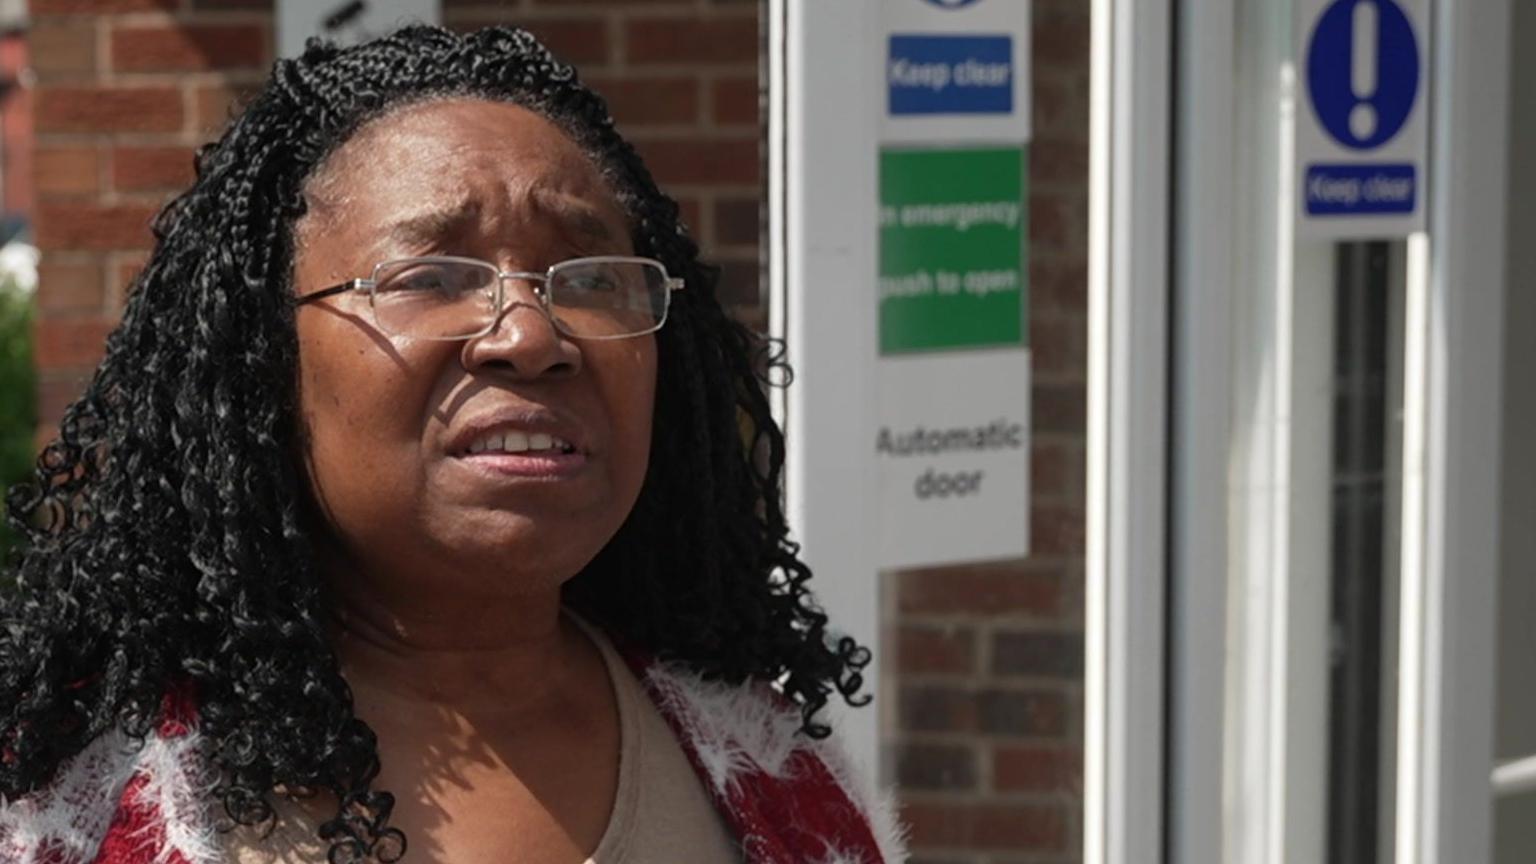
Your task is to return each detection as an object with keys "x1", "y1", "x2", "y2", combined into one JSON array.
[{"x1": 1325, "y1": 240, "x2": 1403, "y2": 864}]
